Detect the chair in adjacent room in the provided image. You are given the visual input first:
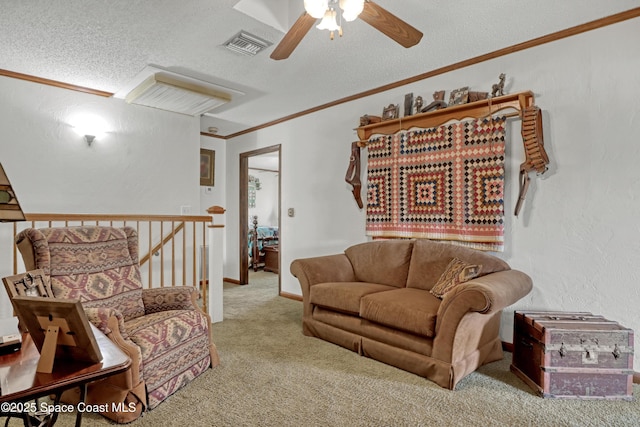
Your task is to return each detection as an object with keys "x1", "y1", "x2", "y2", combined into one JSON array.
[{"x1": 15, "y1": 225, "x2": 220, "y2": 423}]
